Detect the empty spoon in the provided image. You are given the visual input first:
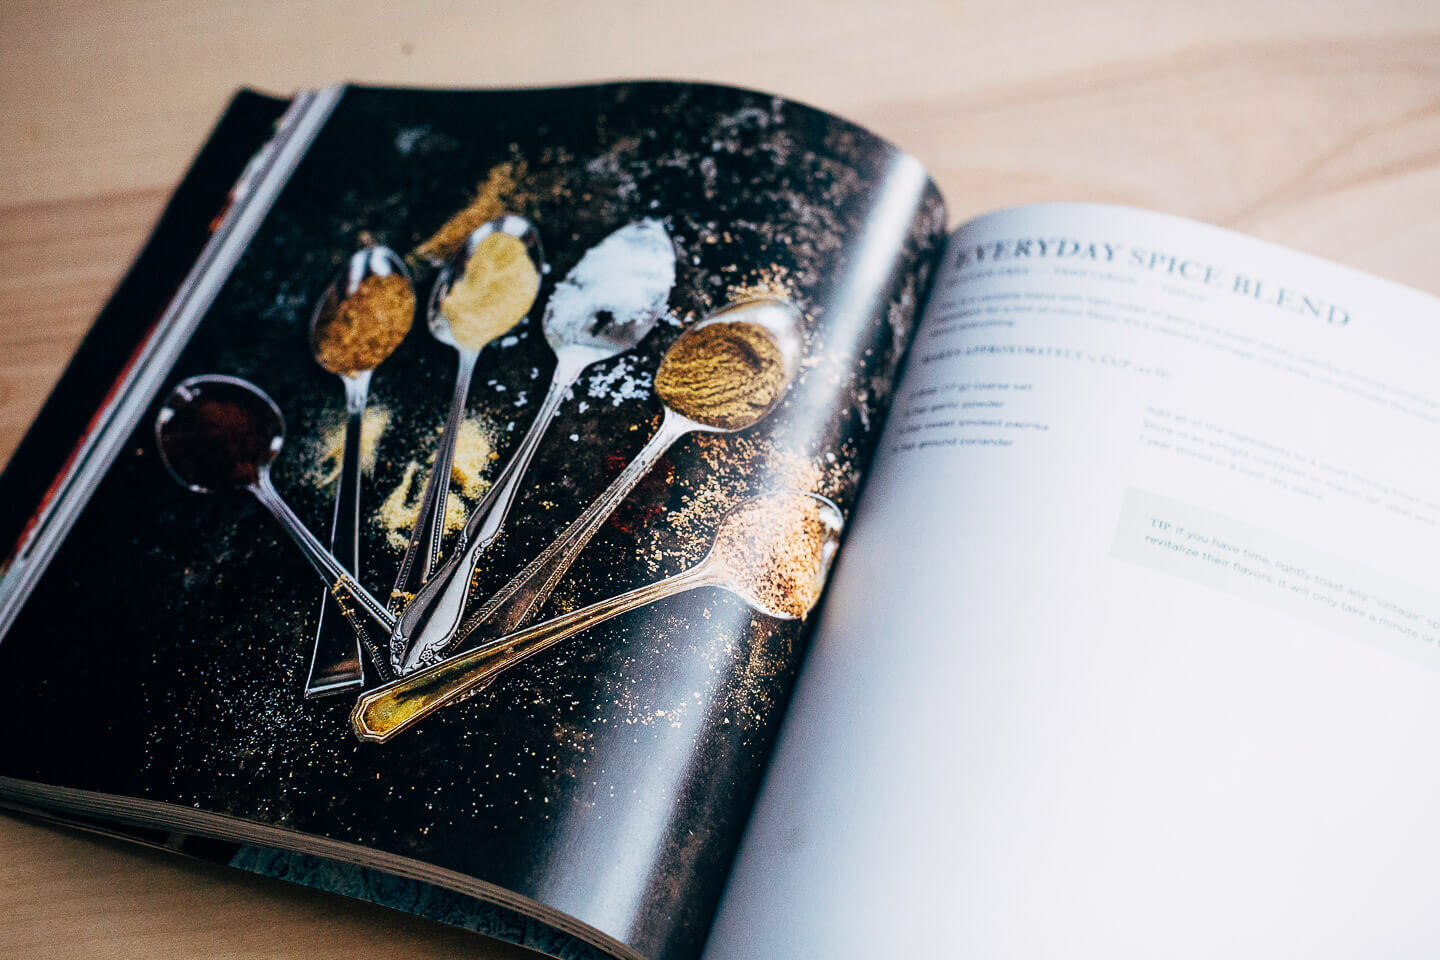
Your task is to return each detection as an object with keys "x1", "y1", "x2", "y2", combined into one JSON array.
[
  {"x1": 351, "y1": 491, "x2": 843, "y2": 742},
  {"x1": 155, "y1": 375, "x2": 398, "y2": 676},
  {"x1": 397, "y1": 295, "x2": 805, "y2": 673},
  {"x1": 305, "y1": 245, "x2": 414, "y2": 696},
  {"x1": 391, "y1": 218, "x2": 677, "y2": 672},
  {"x1": 388, "y1": 215, "x2": 544, "y2": 625}
]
